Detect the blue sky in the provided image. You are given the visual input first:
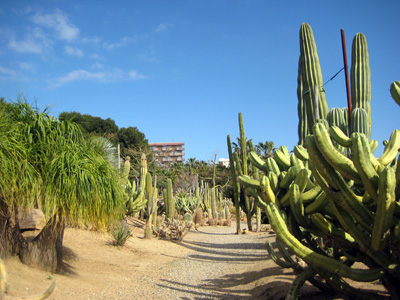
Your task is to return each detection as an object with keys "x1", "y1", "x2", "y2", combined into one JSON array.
[{"x1": 1, "y1": 1, "x2": 399, "y2": 162}]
